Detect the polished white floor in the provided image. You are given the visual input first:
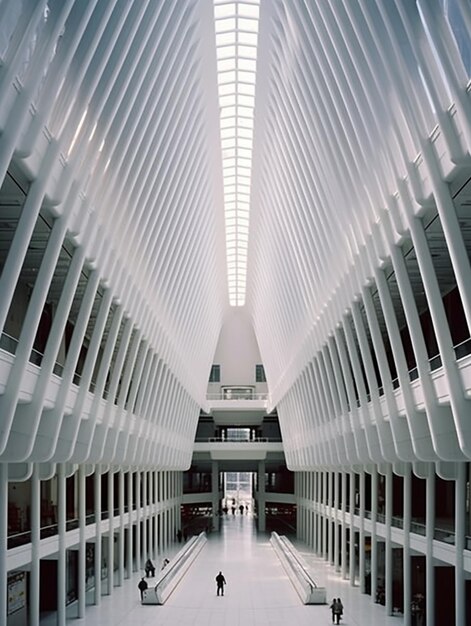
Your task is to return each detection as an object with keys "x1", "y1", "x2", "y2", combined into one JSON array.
[{"x1": 44, "y1": 515, "x2": 404, "y2": 626}]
